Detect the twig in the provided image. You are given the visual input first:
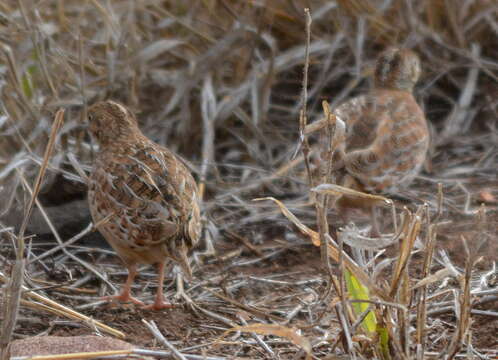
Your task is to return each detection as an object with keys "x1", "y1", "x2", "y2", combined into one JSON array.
[
  {"x1": 142, "y1": 319, "x2": 188, "y2": 360},
  {"x1": 204, "y1": 288, "x2": 286, "y2": 322},
  {"x1": 17, "y1": 175, "x2": 117, "y2": 292},
  {"x1": 298, "y1": 8, "x2": 313, "y2": 187},
  {"x1": 237, "y1": 315, "x2": 275, "y2": 357},
  {"x1": 27, "y1": 223, "x2": 94, "y2": 264},
  {"x1": 199, "y1": 74, "x2": 216, "y2": 201},
  {"x1": 441, "y1": 241, "x2": 473, "y2": 359},
  {"x1": 0, "y1": 270, "x2": 125, "y2": 339},
  {"x1": 415, "y1": 221, "x2": 438, "y2": 358}
]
